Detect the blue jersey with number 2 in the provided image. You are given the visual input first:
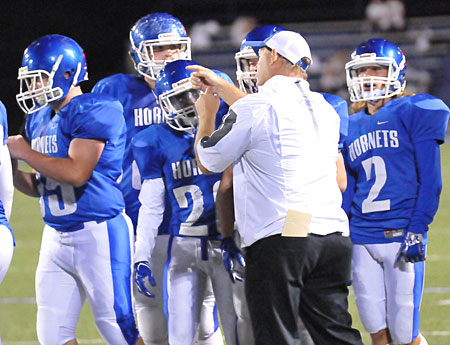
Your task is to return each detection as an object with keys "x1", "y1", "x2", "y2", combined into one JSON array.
[{"x1": 342, "y1": 94, "x2": 449, "y2": 244}]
